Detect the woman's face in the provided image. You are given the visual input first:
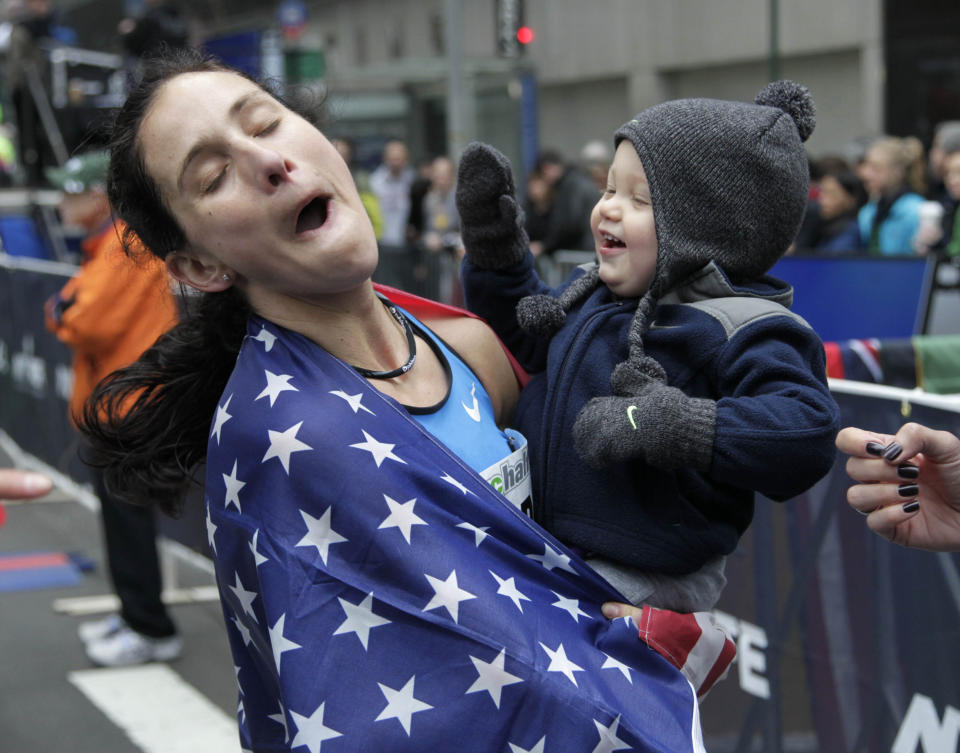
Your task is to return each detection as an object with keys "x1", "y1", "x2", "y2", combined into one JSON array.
[
  {"x1": 138, "y1": 71, "x2": 378, "y2": 318},
  {"x1": 817, "y1": 175, "x2": 855, "y2": 220},
  {"x1": 859, "y1": 145, "x2": 902, "y2": 199},
  {"x1": 945, "y1": 152, "x2": 960, "y2": 201}
]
